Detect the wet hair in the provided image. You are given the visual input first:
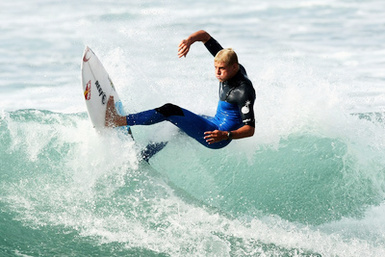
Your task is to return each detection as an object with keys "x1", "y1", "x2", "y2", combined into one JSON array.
[{"x1": 214, "y1": 48, "x2": 238, "y2": 66}]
